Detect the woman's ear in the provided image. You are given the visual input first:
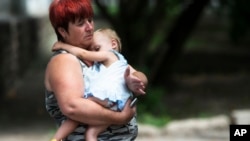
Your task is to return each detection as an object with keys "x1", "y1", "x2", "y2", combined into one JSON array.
[{"x1": 58, "y1": 27, "x2": 67, "y2": 39}]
